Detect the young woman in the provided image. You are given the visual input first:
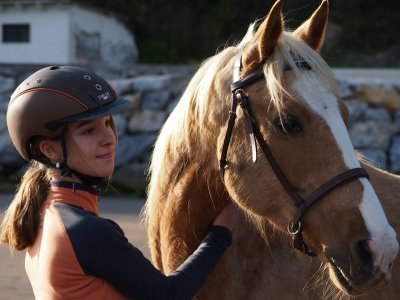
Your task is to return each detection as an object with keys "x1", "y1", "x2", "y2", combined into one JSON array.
[{"x1": 0, "y1": 66, "x2": 237, "y2": 299}]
